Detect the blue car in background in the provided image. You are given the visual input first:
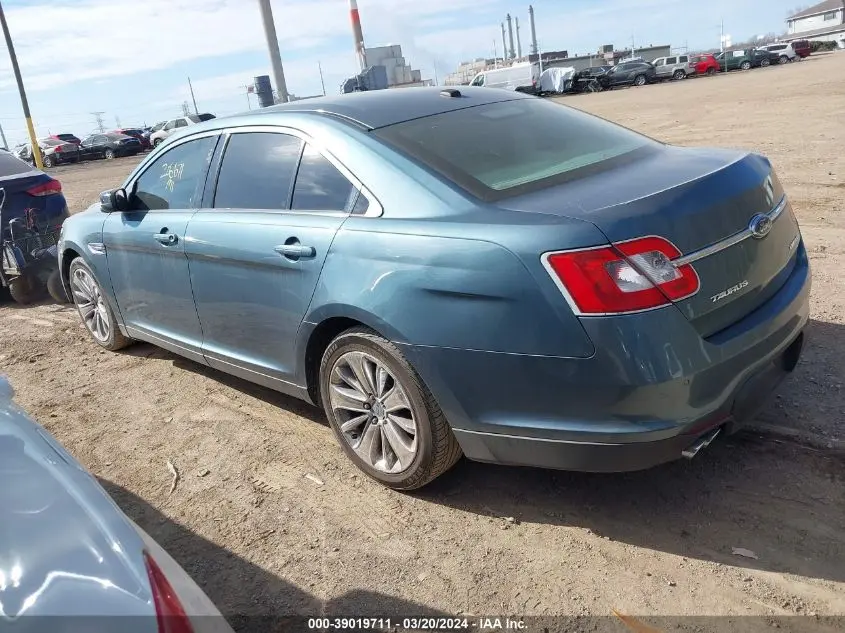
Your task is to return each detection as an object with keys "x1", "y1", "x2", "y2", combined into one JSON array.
[
  {"x1": 58, "y1": 87, "x2": 810, "y2": 489},
  {"x1": 0, "y1": 376, "x2": 234, "y2": 631},
  {"x1": 0, "y1": 150, "x2": 69, "y2": 304}
]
